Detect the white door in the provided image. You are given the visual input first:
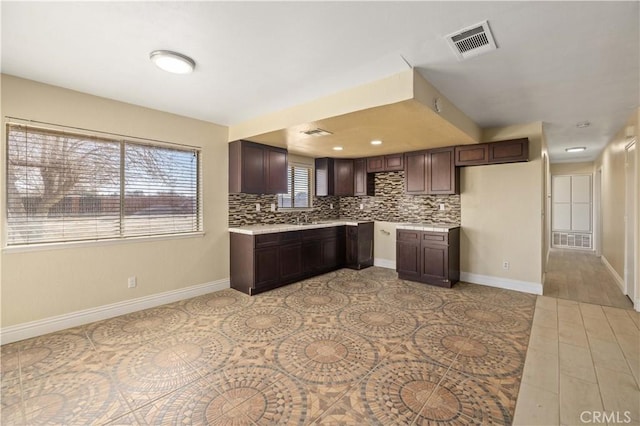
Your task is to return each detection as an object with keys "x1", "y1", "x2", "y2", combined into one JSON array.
[
  {"x1": 571, "y1": 175, "x2": 592, "y2": 232},
  {"x1": 625, "y1": 141, "x2": 637, "y2": 304},
  {"x1": 552, "y1": 176, "x2": 572, "y2": 230}
]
